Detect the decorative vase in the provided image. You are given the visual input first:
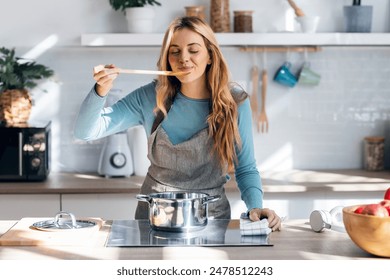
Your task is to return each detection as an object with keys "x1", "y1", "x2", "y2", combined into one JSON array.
[
  {"x1": 343, "y1": 5, "x2": 373, "y2": 33},
  {"x1": 125, "y1": 7, "x2": 155, "y2": 33},
  {"x1": 0, "y1": 89, "x2": 32, "y2": 126}
]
